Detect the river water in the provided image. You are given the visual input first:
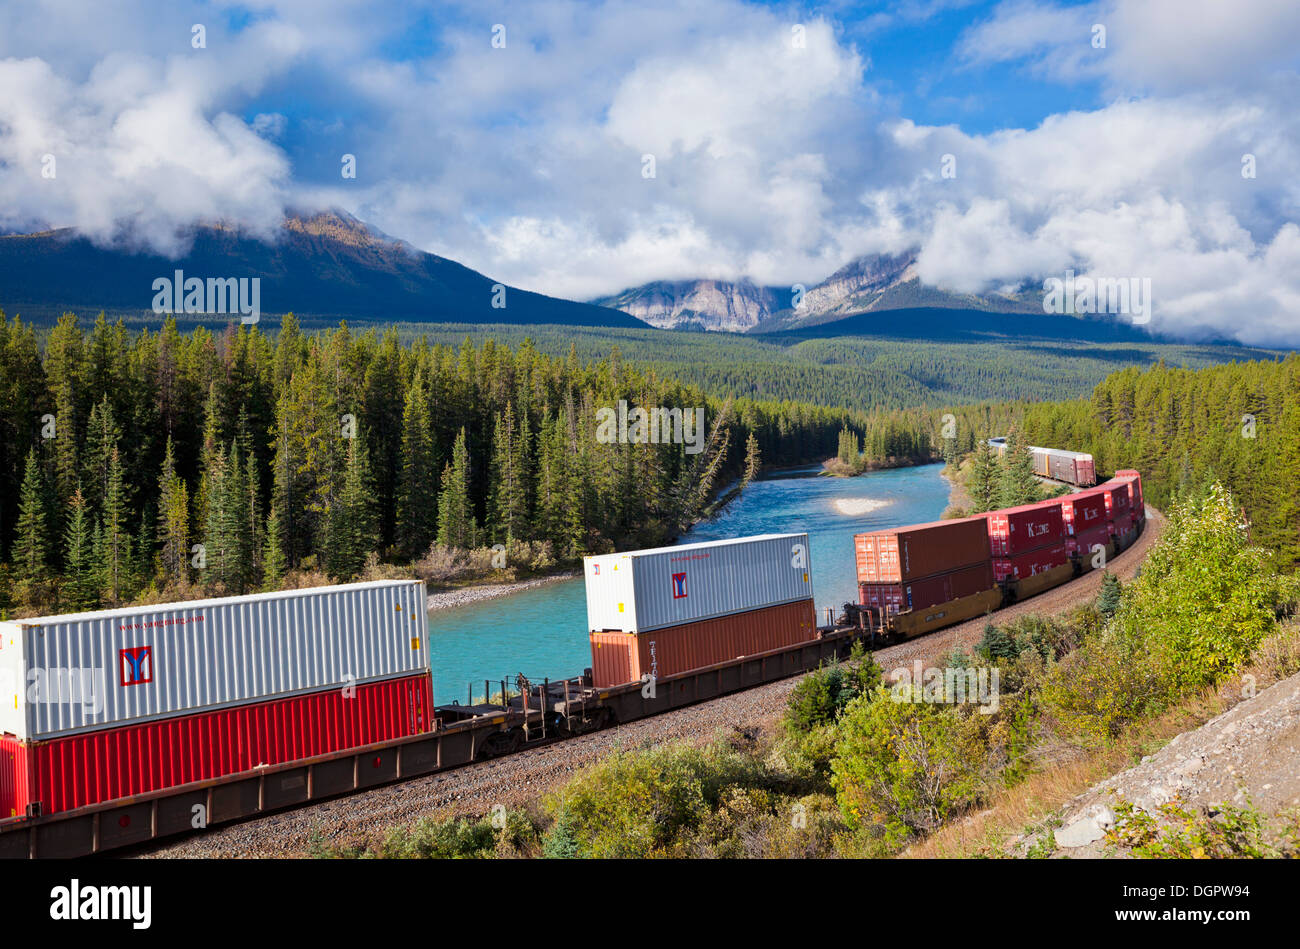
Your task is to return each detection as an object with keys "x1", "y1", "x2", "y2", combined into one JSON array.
[{"x1": 426, "y1": 462, "x2": 950, "y2": 703}]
